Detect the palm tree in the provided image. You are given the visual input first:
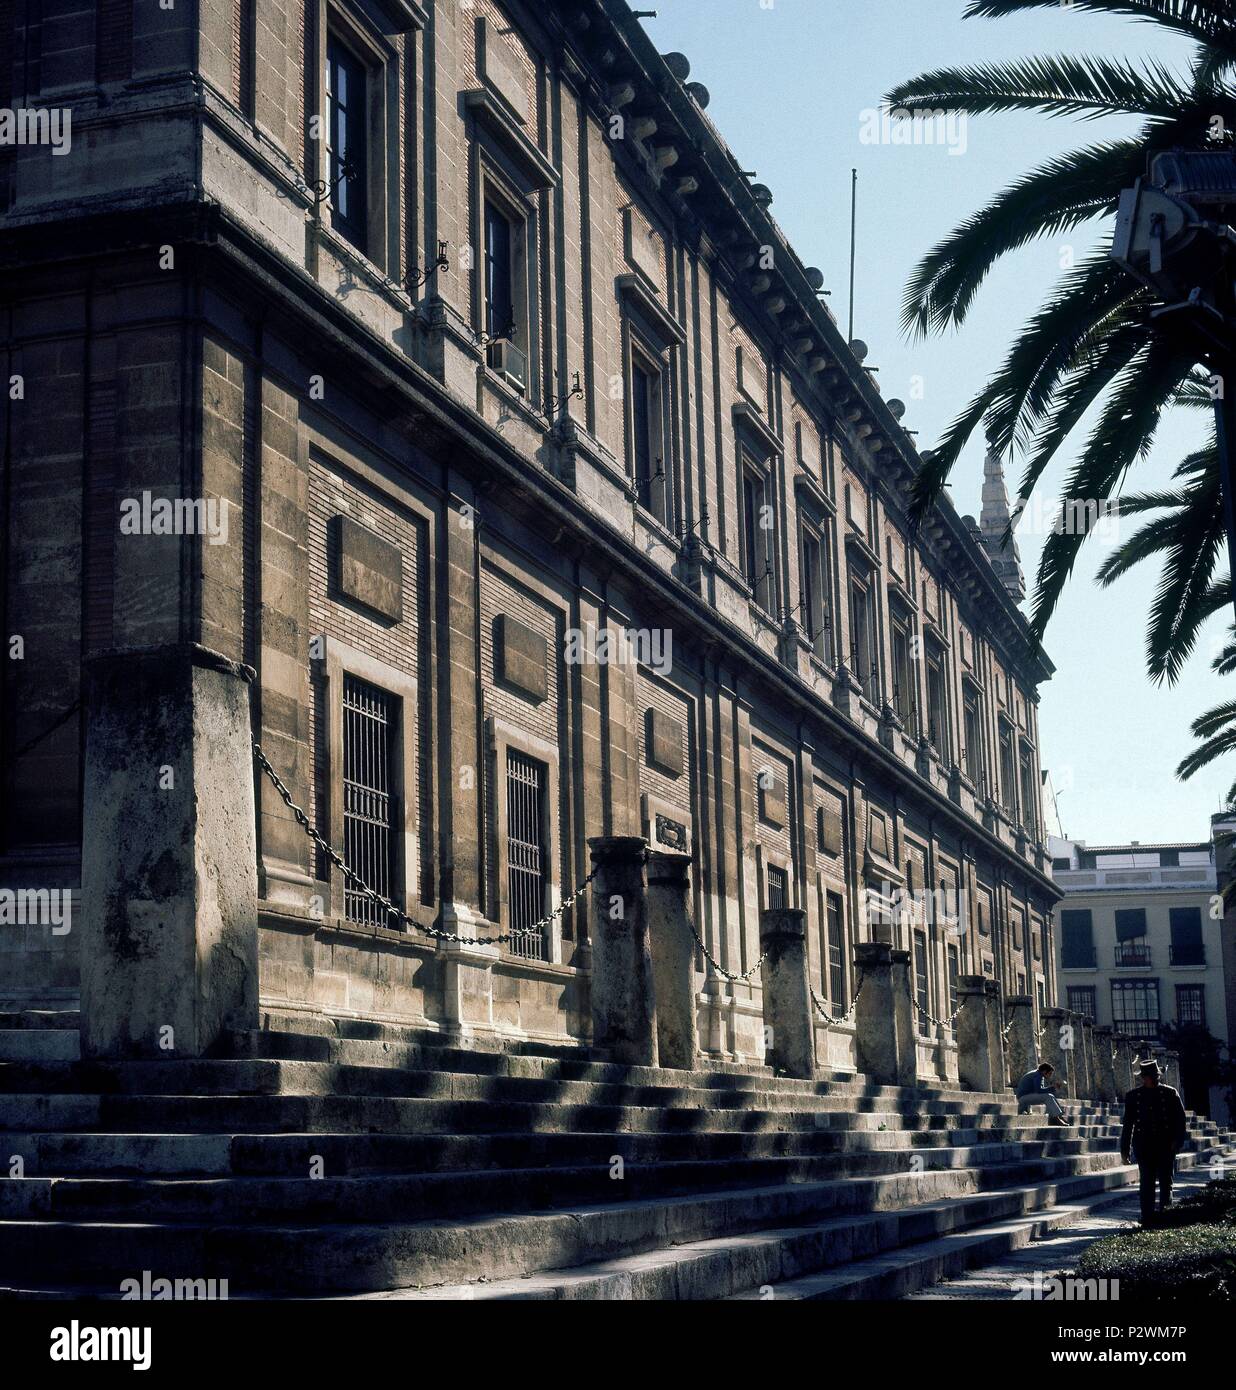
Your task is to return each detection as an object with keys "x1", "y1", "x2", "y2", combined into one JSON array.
[{"x1": 887, "y1": 0, "x2": 1236, "y2": 642}]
